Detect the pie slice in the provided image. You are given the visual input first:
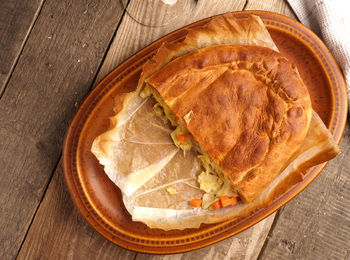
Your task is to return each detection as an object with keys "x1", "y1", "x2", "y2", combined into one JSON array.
[{"x1": 142, "y1": 44, "x2": 312, "y2": 202}]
